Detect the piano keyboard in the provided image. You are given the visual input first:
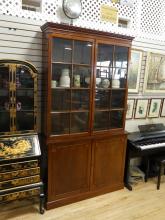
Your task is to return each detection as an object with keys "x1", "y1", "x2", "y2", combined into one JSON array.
[{"x1": 137, "y1": 142, "x2": 165, "y2": 150}]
